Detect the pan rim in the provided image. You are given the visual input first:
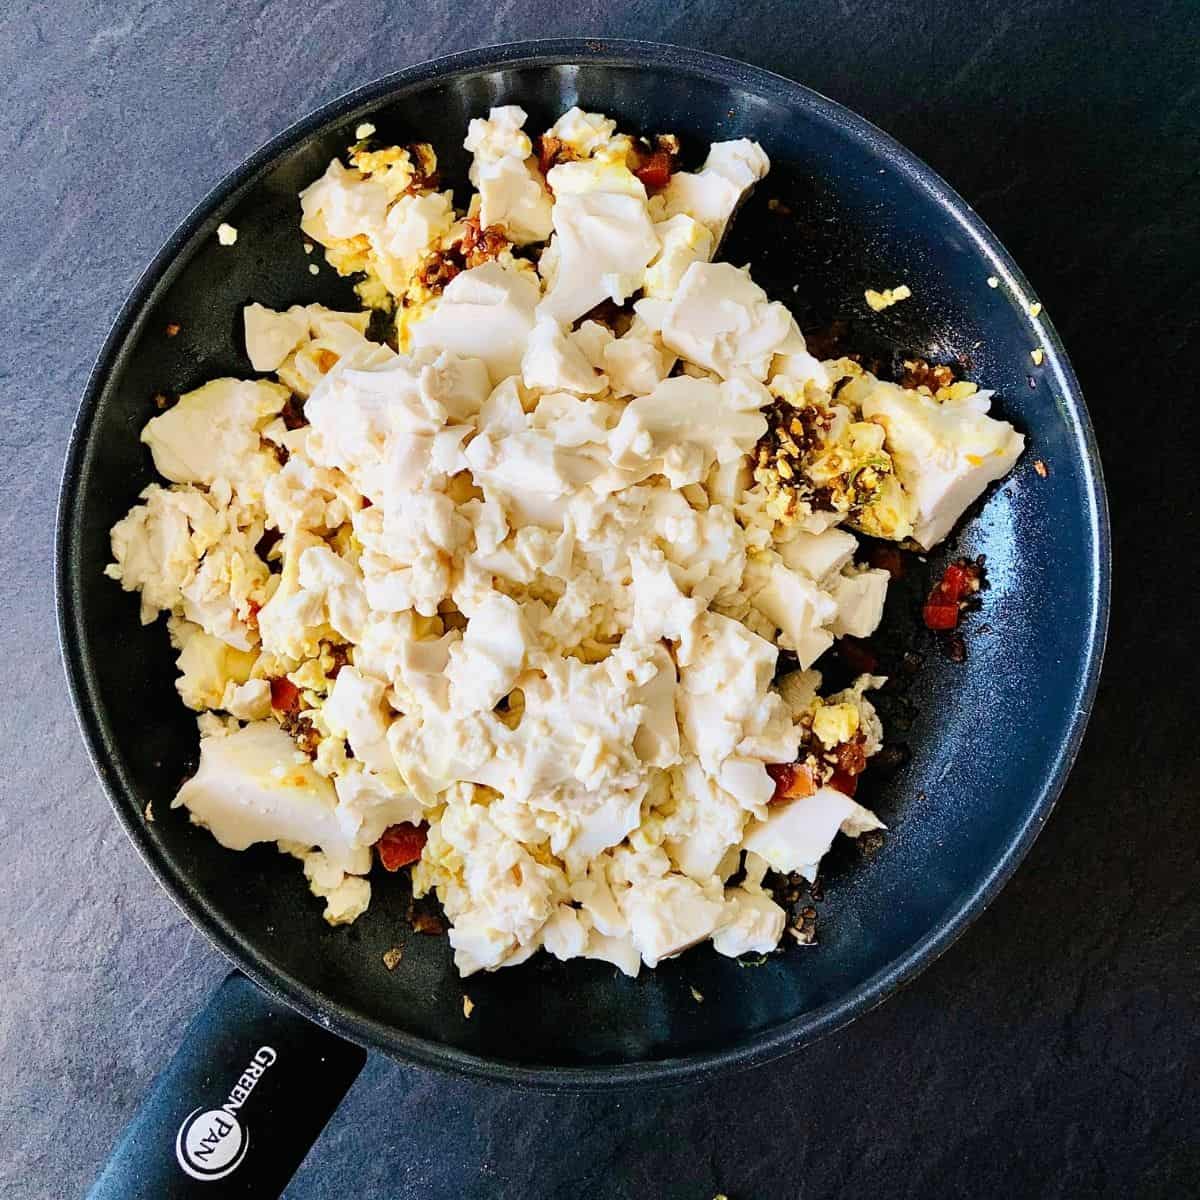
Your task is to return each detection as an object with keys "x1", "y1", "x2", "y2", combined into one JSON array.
[{"x1": 56, "y1": 37, "x2": 1110, "y2": 1090}]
